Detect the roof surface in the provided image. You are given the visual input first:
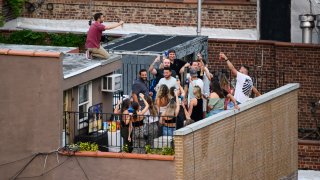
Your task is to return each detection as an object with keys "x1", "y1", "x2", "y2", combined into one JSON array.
[
  {"x1": 104, "y1": 34, "x2": 201, "y2": 53},
  {"x1": 0, "y1": 44, "x2": 76, "y2": 53},
  {"x1": 62, "y1": 53, "x2": 122, "y2": 79}
]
